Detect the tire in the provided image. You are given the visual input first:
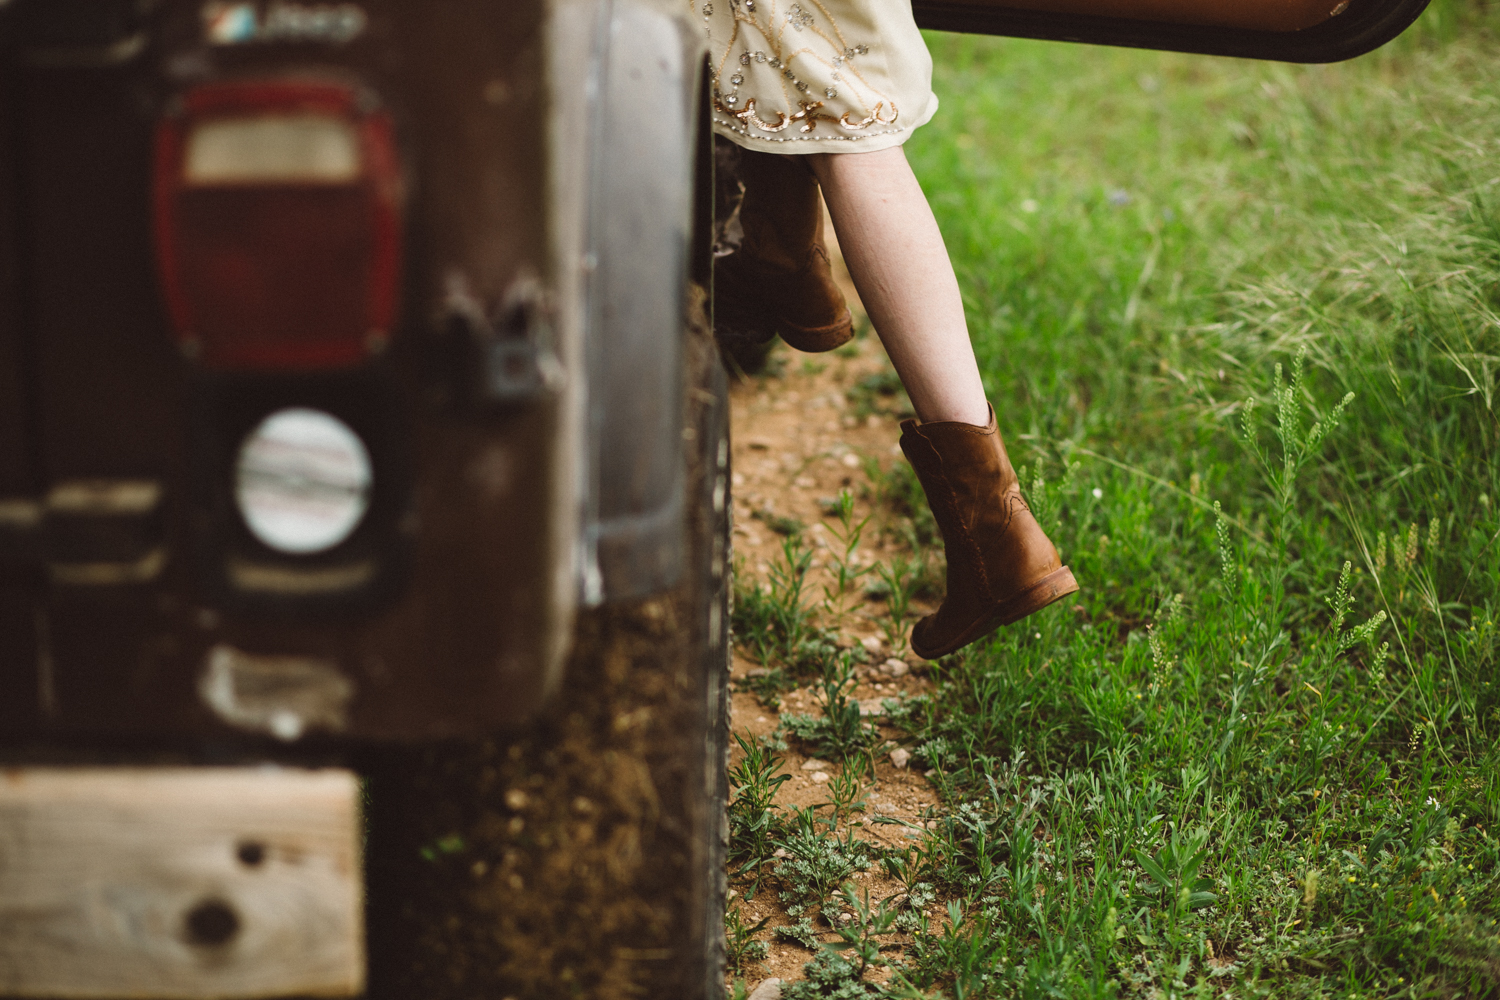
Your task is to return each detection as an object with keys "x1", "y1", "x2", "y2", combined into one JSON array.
[{"x1": 360, "y1": 289, "x2": 729, "y2": 999}]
